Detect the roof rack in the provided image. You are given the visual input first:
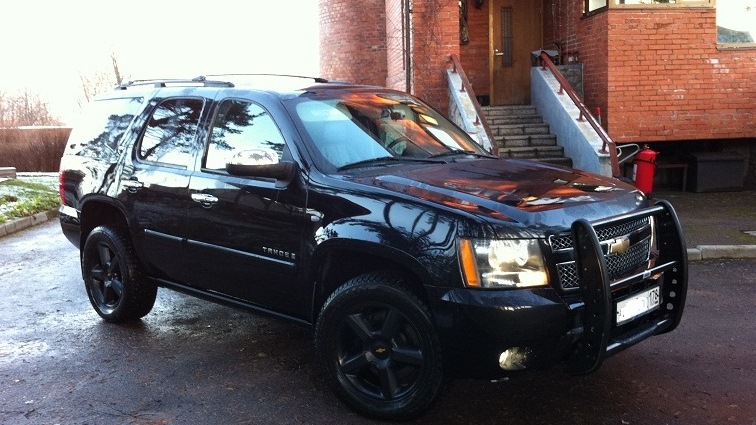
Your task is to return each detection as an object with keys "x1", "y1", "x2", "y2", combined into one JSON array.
[
  {"x1": 115, "y1": 76, "x2": 235, "y2": 90},
  {"x1": 199, "y1": 73, "x2": 332, "y2": 84},
  {"x1": 113, "y1": 74, "x2": 348, "y2": 92}
]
